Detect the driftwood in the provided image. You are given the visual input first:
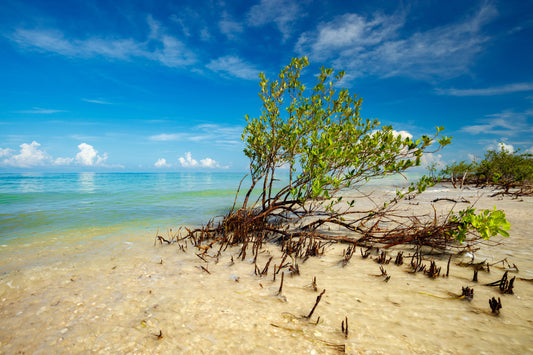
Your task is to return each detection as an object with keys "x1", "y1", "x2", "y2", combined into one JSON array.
[
  {"x1": 489, "y1": 297, "x2": 502, "y2": 314},
  {"x1": 485, "y1": 271, "x2": 515, "y2": 294}
]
